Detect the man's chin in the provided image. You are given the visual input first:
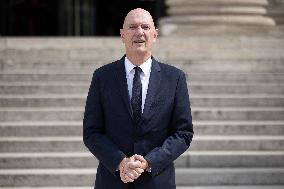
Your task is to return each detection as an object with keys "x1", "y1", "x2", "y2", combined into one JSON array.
[{"x1": 133, "y1": 47, "x2": 147, "y2": 54}]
